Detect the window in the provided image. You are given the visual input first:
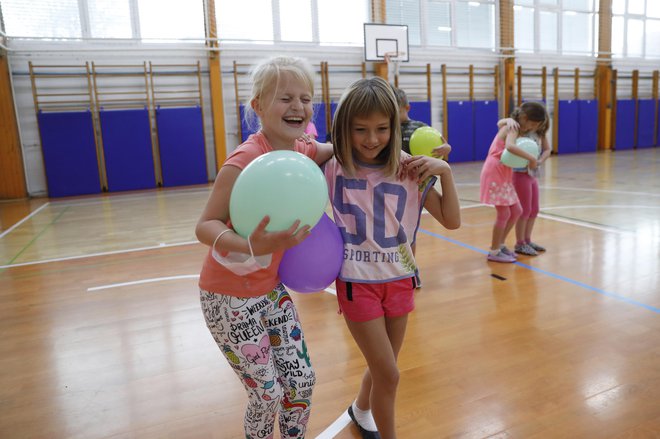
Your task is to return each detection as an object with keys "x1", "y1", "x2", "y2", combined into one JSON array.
[
  {"x1": 88, "y1": 0, "x2": 133, "y2": 39},
  {"x1": 539, "y1": 10, "x2": 558, "y2": 52},
  {"x1": 1, "y1": 0, "x2": 204, "y2": 41},
  {"x1": 318, "y1": 0, "x2": 369, "y2": 45},
  {"x1": 514, "y1": 6, "x2": 535, "y2": 52},
  {"x1": 2, "y1": 0, "x2": 82, "y2": 39},
  {"x1": 514, "y1": 0, "x2": 597, "y2": 55},
  {"x1": 562, "y1": 10, "x2": 594, "y2": 55},
  {"x1": 427, "y1": 1, "x2": 451, "y2": 46},
  {"x1": 216, "y1": 0, "x2": 369, "y2": 45},
  {"x1": 217, "y1": 0, "x2": 274, "y2": 42},
  {"x1": 387, "y1": 0, "x2": 422, "y2": 45},
  {"x1": 612, "y1": 0, "x2": 658, "y2": 58},
  {"x1": 279, "y1": 0, "x2": 313, "y2": 42},
  {"x1": 455, "y1": 1, "x2": 495, "y2": 49},
  {"x1": 386, "y1": 0, "x2": 496, "y2": 50}
]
